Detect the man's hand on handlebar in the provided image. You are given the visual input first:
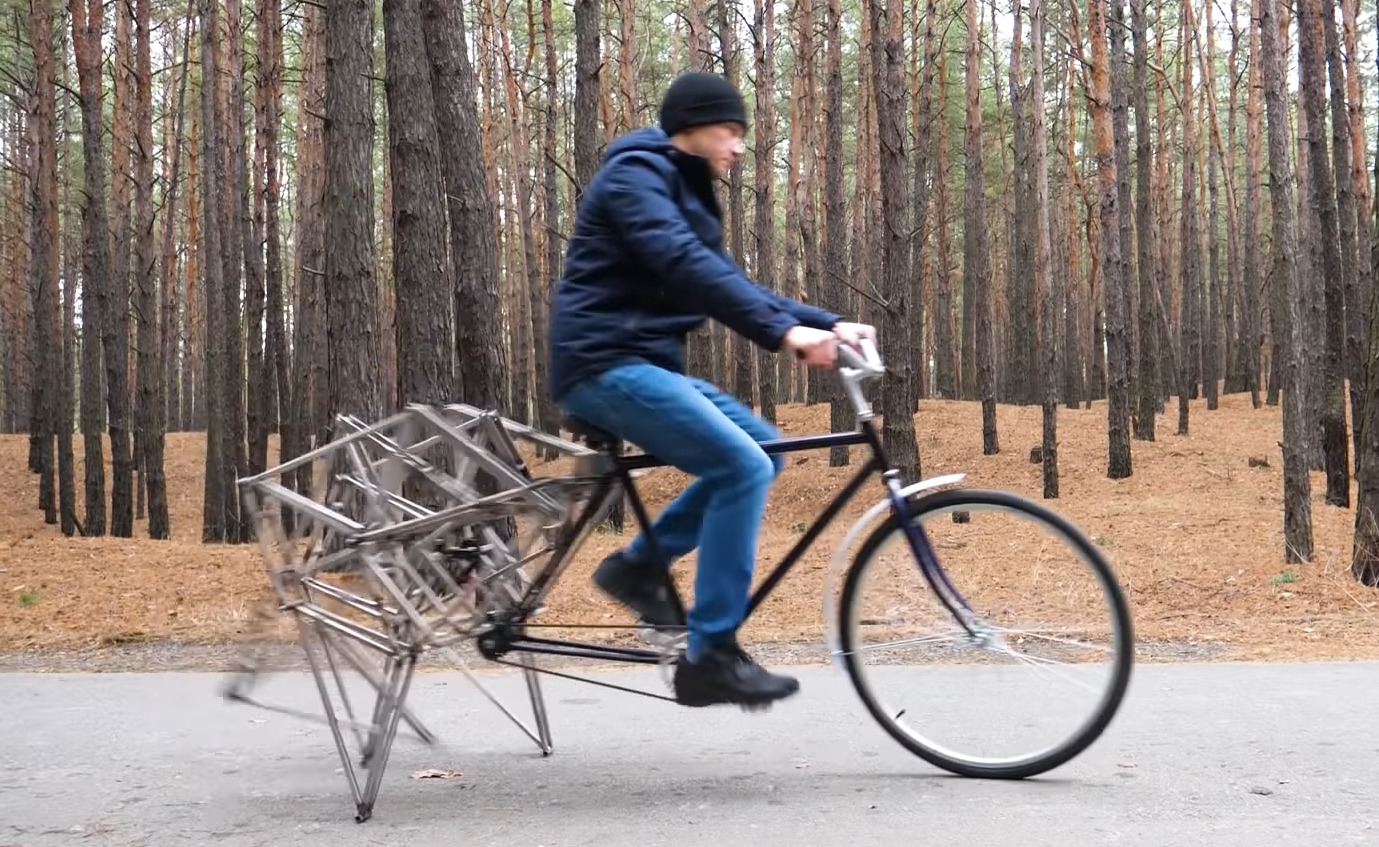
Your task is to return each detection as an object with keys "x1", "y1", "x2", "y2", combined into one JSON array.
[
  {"x1": 784, "y1": 325, "x2": 839, "y2": 367},
  {"x1": 784, "y1": 320, "x2": 878, "y2": 369},
  {"x1": 831, "y1": 321, "x2": 876, "y2": 351}
]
